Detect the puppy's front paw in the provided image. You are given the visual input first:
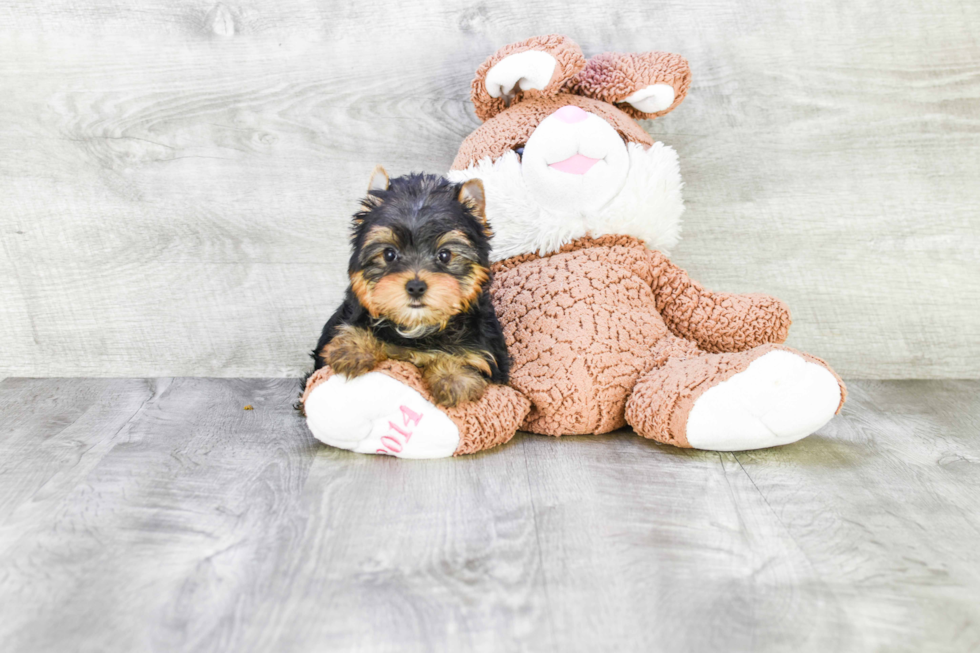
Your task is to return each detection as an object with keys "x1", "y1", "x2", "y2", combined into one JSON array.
[
  {"x1": 325, "y1": 350, "x2": 377, "y2": 379},
  {"x1": 322, "y1": 326, "x2": 384, "y2": 379},
  {"x1": 426, "y1": 368, "x2": 488, "y2": 407}
]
